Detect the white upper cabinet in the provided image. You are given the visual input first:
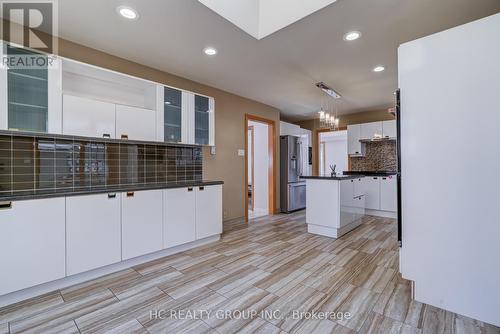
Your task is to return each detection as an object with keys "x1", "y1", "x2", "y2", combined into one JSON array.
[
  {"x1": 0, "y1": 41, "x2": 62, "y2": 134},
  {"x1": 382, "y1": 120, "x2": 397, "y2": 138},
  {"x1": 347, "y1": 124, "x2": 364, "y2": 156},
  {"x1": 116, "y1": 104, "x2": 156, "y2": 141},
  {"x1": 195, "y1": 185, "x2": 223, "y2": 239},
  {"x1": 0, "y1": 198, "x2": 66, "y2": 296},
  {"x1": 121, "y1": 190, "x2": 163, "y2": 260},
  {"x1": 360, "y1": 122, "x2": 383, "y2": 140},
  {"x1": 61, "y1": 58, "x2": 158, "y2": 140},
  {"x1": 63, "y1": 94, "x2": 116, "y2": 138}
]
